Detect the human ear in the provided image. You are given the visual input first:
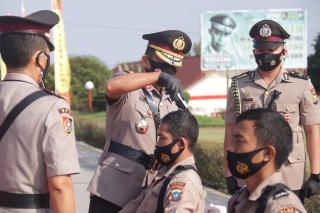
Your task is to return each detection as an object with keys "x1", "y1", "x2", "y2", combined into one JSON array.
[{"x1": 264, "y1": 146, "x2": 276, "y2": 161}]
